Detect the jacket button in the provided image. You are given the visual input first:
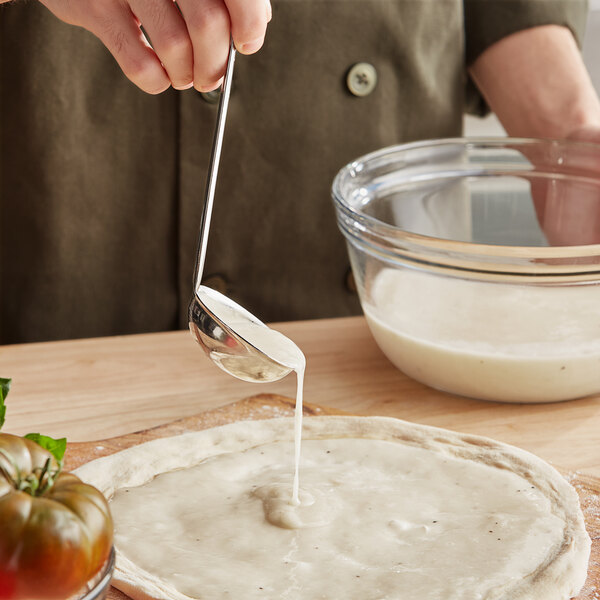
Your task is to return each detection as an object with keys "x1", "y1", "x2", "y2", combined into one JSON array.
[
  {"x1": 202, "y1": 274, "x2": 229, "y2": 295},
  {"x1": 345, "y1": 268, "x2": 358, "y2": 293},
  {"x1": 346, "y1": 62, "x2": 377, "y2": 97},
  {"x1": 200, "y1": 89, "x2": 221, "y2": 104}
]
